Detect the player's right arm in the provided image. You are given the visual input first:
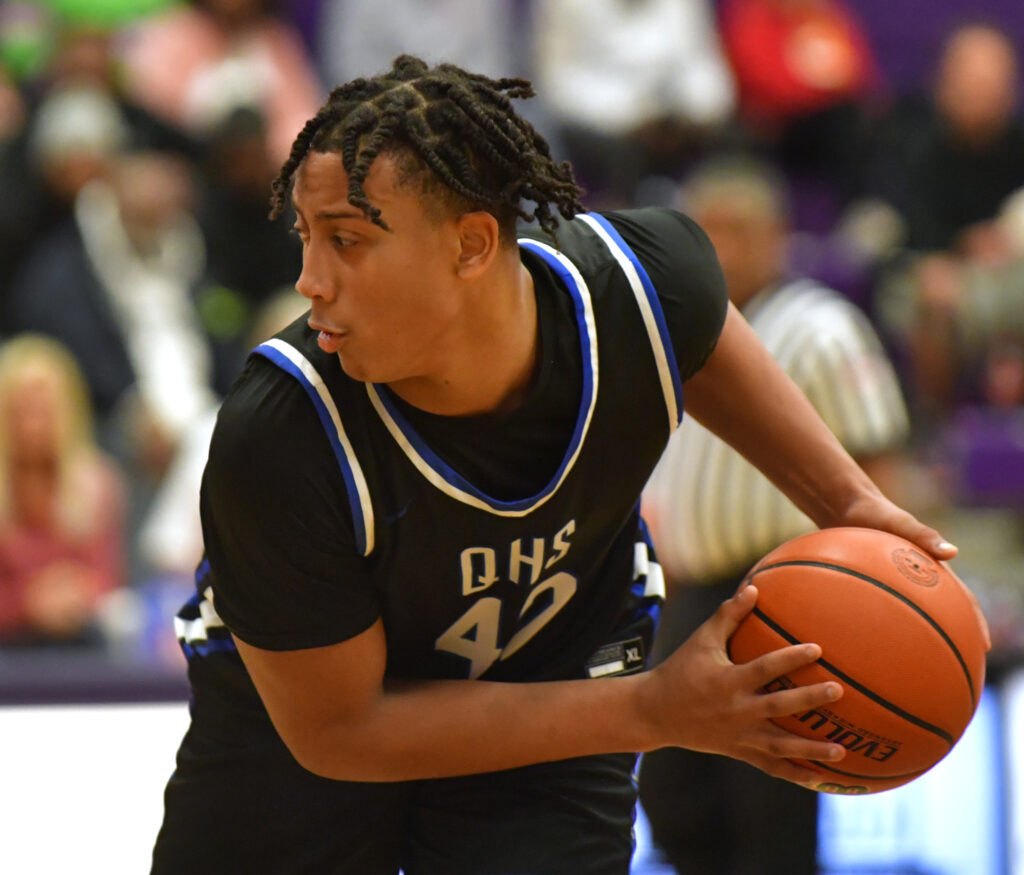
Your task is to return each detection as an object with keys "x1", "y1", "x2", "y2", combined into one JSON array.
[
  {"x1": 204, "y1": 355, "x2": 846, "y2": 784},
  {"x1": 232, "y1": 587, "x2": 846, "y2": 783}
]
